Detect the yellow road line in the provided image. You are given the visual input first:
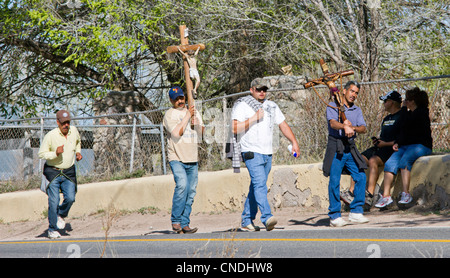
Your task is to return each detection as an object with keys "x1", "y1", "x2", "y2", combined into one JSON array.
[{"x1": 1, "y1": 238, "x2": 450, "y2": 245}]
